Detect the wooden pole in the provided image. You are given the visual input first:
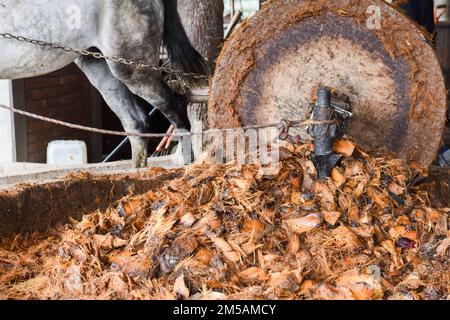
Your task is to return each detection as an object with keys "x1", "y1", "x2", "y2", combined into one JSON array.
[
  {"x1": 224, "y1": 11, "x2": 243, "y2": 39},
  {"x1": 229, "y1": 0, "x2": 235, "y2": 17}
]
